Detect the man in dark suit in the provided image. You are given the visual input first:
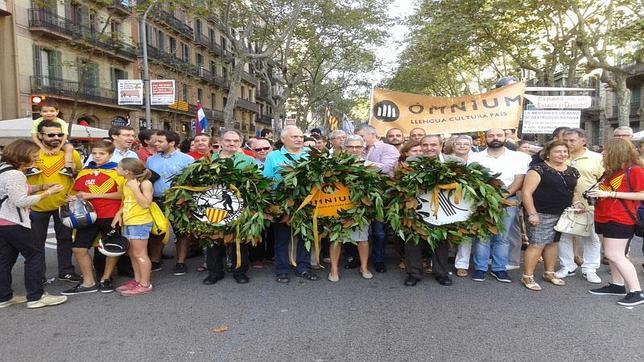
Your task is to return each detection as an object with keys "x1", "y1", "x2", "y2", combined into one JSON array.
[{"x1": 404, "y1": 135, "x2": 463, "y2": 287}]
